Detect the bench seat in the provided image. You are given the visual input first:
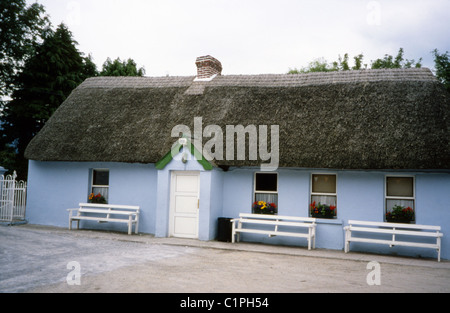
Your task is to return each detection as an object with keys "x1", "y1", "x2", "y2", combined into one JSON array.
[
  {"x1": 231, "y1": 213, "x2": 317, "y2": 250},
  {"x1": 68, "y1": 203, "x2": 140, "y2": 235},
  {"x1": 344, "y1": 220, "x2": 443, "y2": 261}
]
